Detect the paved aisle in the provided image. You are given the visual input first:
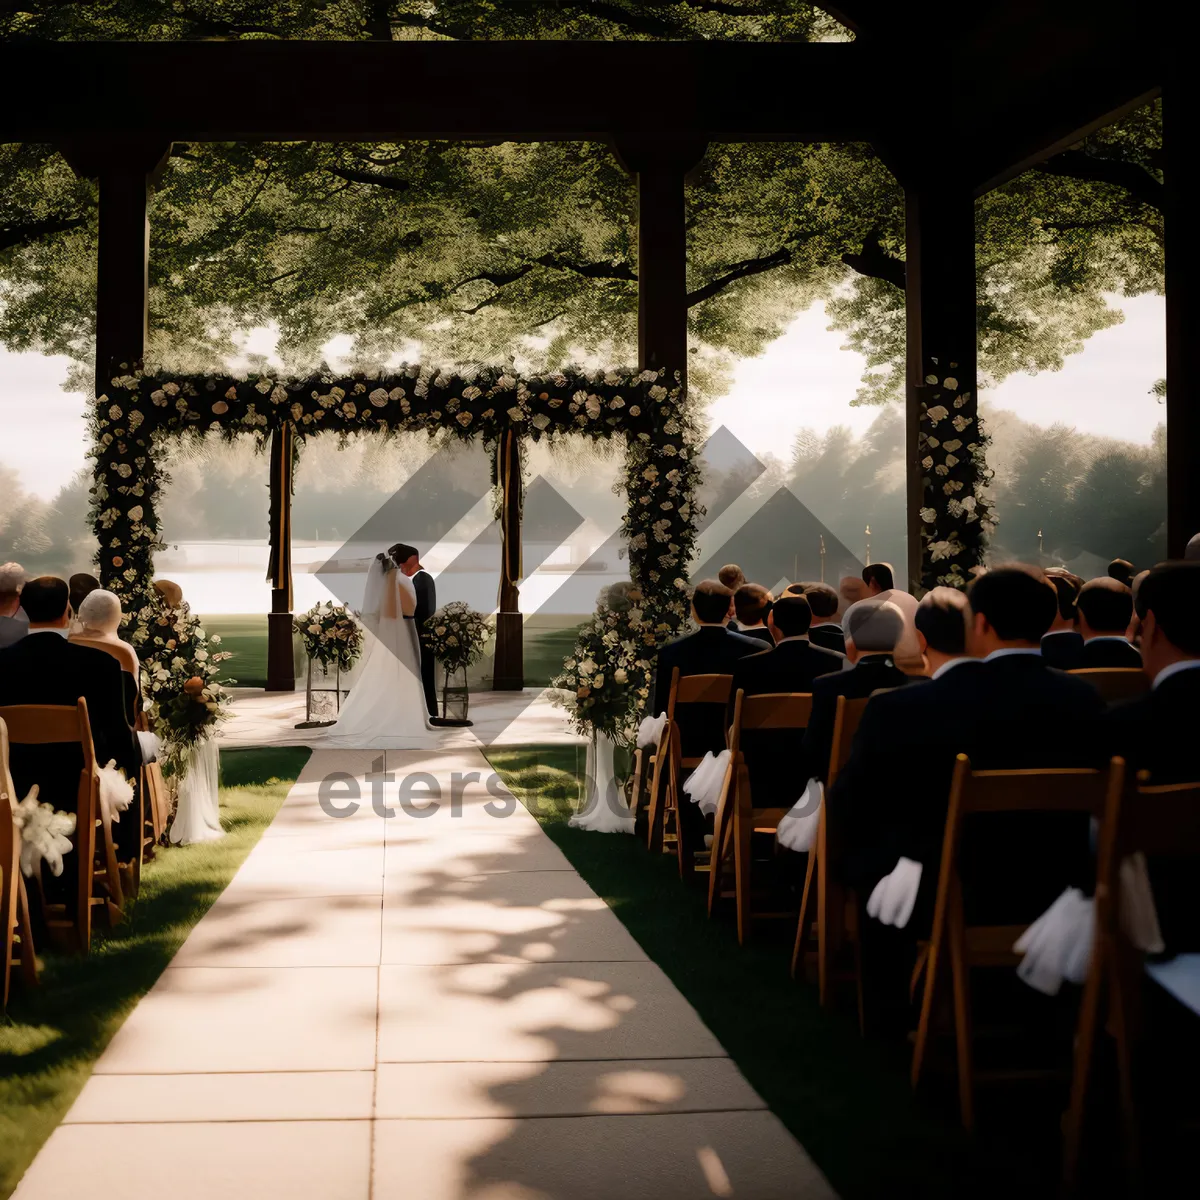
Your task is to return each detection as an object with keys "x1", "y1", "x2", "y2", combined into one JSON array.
[{"x1": 15, "y1": 750, "x2": 836, "y2": 1200}]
